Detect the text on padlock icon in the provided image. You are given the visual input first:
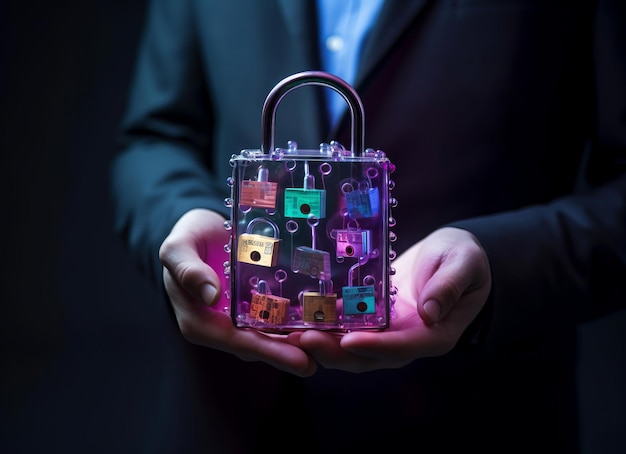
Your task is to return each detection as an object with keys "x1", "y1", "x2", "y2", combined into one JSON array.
[
  {"x1": 237, "y1": 217, "x2": 280, "y2": 267},
  {"x1": 336, "y1": 229, "x2": 371, "y2": 258}
]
